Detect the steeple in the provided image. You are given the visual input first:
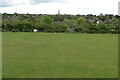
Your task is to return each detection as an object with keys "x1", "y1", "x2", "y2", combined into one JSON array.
[{"x1": 58, "y1": 9, "x2": 60, "y2": 15}]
